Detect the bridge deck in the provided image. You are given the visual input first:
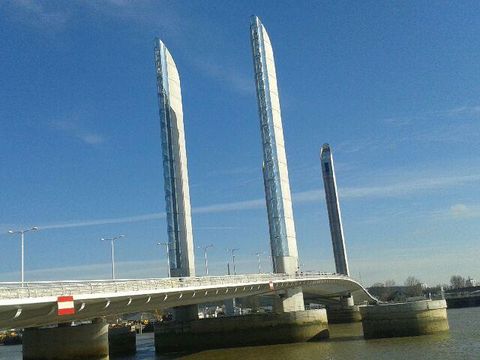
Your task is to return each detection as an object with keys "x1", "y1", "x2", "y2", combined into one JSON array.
[{"x1": 0, "y1": 273, "x2": 375, "y2": 330}]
